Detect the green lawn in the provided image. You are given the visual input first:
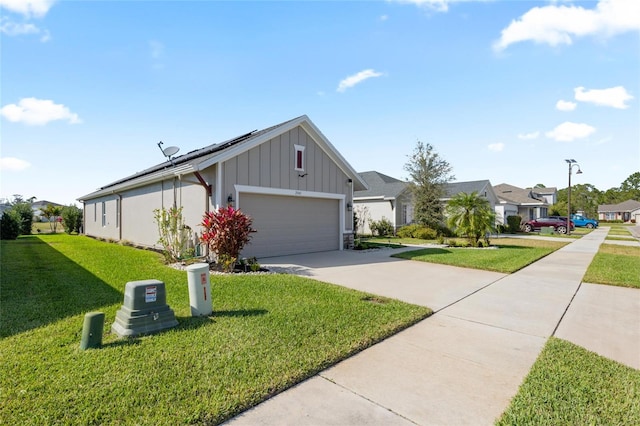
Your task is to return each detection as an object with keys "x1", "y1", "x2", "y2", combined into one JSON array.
[
  {"x1": 392, "y1": 238, "x2": 568, "y2": 273},
  {"x1": 496, "y1": 338, "x2": 640, "y2": 425},
  {"x1": 583, "y1": 244, "x2": 640, "y2": 288},
  {"x1": 0, "y1": 234, "x2": 431, "y2": 425}
]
